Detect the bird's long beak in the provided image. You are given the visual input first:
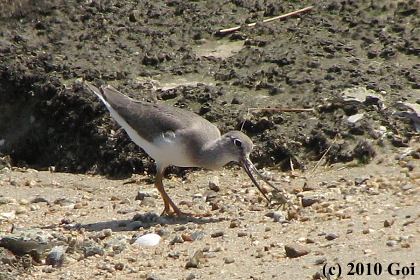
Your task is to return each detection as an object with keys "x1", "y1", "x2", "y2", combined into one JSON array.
[{"x1": 239, "y1": 157, "x2": 280, "y2": 202}]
